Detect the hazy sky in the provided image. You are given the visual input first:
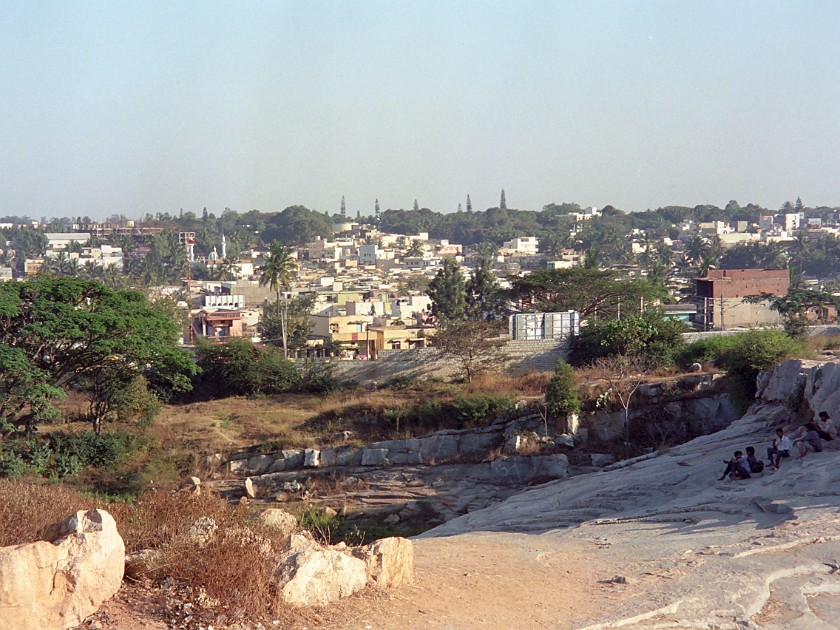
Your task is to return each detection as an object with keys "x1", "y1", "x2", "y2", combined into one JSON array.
[{"x1": 2, "y1": 1, "x2": 839, "y2": 219}]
